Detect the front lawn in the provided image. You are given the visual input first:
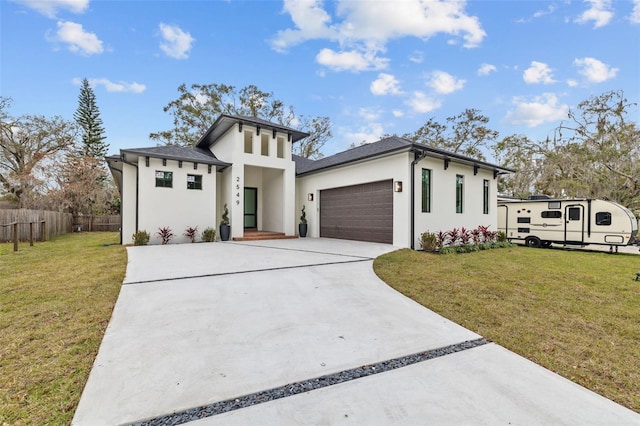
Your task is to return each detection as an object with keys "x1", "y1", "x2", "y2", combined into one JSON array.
[
  {"x1": 0, "y1": 232, "x2": 126, "y2": 425},
  {"x1": 374, "y1": 246, "x2": 640, "y2": 413}
]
